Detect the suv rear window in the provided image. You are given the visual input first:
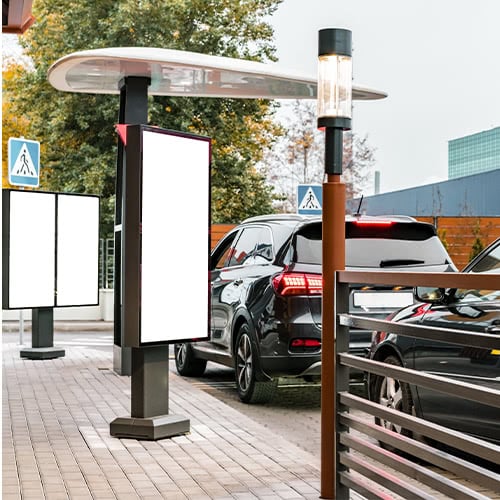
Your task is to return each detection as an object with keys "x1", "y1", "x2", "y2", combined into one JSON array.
[
  {"x1": 293, "y1": 221, "x2": 450, "y2": 268},
  {"x1": 345, "y1": 221, "x2": 436, "y2": 240}
]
